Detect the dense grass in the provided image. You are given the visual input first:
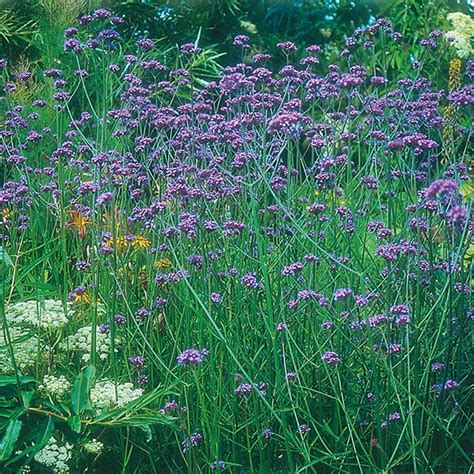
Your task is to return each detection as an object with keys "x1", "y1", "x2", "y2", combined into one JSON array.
[{"x1": 0, "y1": 9, "x2": 472, "y2": 473}]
